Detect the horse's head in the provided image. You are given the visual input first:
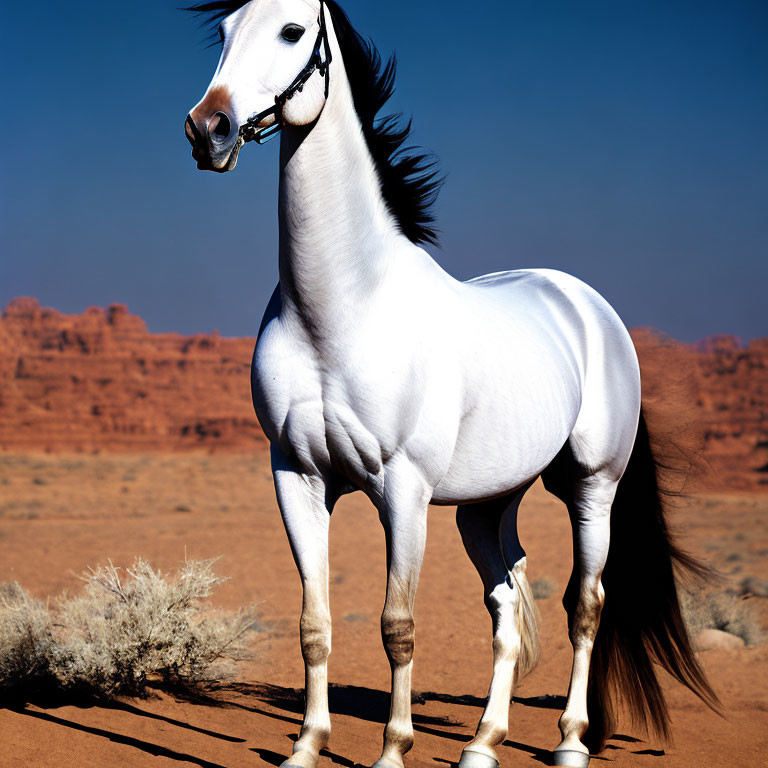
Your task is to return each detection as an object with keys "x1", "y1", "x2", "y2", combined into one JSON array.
[{"x1": 186, "y1": 0, "x2": 331, "y2": 172}]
